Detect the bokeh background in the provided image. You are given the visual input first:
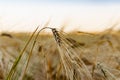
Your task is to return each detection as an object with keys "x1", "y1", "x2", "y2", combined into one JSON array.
[{"x1": 0, "y1": 0, "x2": 120, "y2": 32}]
